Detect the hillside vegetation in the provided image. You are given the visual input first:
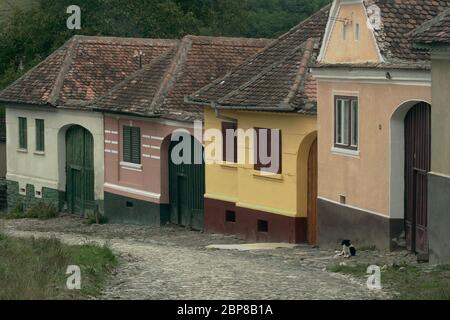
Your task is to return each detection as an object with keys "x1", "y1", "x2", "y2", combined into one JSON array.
[{"x1": 0, "y1": 0, "x2": 330, "y2": 90}]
